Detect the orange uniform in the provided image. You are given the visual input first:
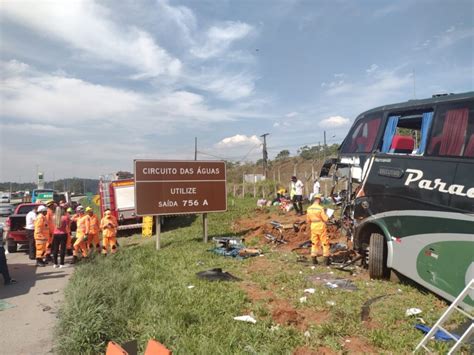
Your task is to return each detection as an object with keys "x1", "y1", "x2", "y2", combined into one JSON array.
[
  {"x1": 45, "y1": 208, "x2": 55, "y2": 256},
  {"x1": 34, "y1": 213, "x2": 50, "y2": 259},
  {"x1": 100, "y1": 214, "x2": 118, "y2": 255},
  {"x1": 88, "y1": 214, "x2": 100, "y2": 251},
  {"x1": 306, "y1": 202, "x2": 329, "y2": 257},
  {"x1": 73, "y1": 214, "x2": 90, "y2": 258}
]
